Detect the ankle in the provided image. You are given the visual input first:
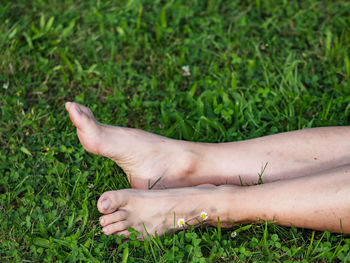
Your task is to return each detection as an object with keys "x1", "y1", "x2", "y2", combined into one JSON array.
[
  {"x1": 177, "y1": 142, "x2": 203, "y2": 182},
  {"x1": 184, "y1": 142, "x2": 220, "y2": 185},
  {"x1": 209, "y1": 185, "x2": 252, "y2": 226}
]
